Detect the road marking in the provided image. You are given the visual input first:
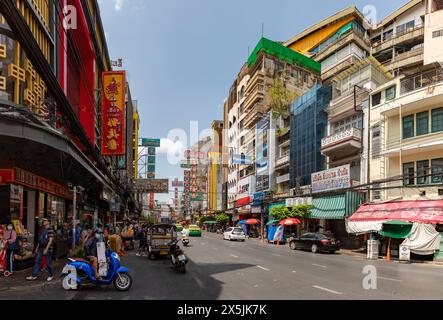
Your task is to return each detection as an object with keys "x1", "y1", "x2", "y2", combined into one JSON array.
[
  {"x1": 292, "y1": 270, "x2": 297, "y2": 274},
  {"x1": 313, "y1": 285, "x2": 343, "y2": 295},
  {"x1": 230, "y1": 254, "x2": 239, "y2": 258},
  {"x1": 378, "y1": 276, "x2": 403, "y2": 282},
  {"x1": 272, "y1": 254, "x2": 281, "y2": 257},
  {"x1": 312, "y1": 263, "x2": 327, "y2": 268},
  {"x1": 257, "y1": 265, "x2": 271, "y2": 271},
  {"x1": 254, "y1": 284, "x2": 259, "y2": 288}
]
